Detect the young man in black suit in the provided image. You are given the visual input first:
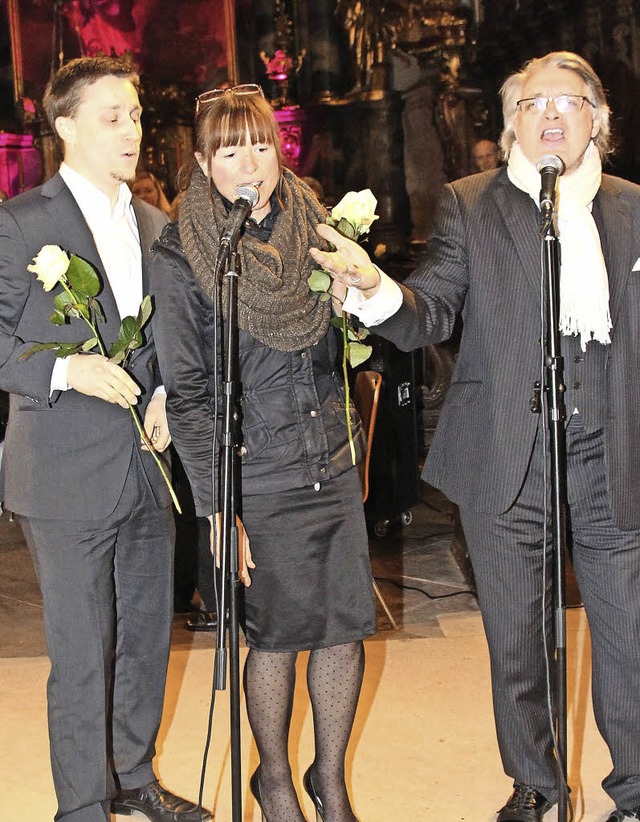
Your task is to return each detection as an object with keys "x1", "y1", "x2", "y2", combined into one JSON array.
[{"x1": 0, "y1": 57, "x2": 211, "y2": 822}]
